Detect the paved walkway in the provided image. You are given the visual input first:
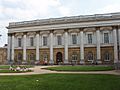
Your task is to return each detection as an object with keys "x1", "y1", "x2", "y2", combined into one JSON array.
[{"x1": 0, "y1": 66, "x2": 120, "y2": 76}]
